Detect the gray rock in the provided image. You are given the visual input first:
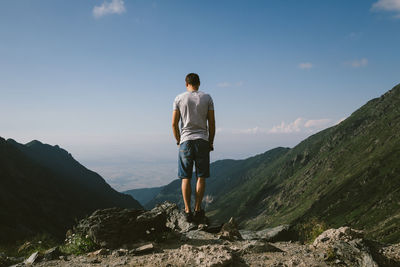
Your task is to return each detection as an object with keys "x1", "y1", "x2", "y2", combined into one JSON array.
[
  {"x1": 239, "y1": 225, "x2": 292, "y2": 242},
  {"x1": 238, "y1": 240, "x2": 283, "y2": 254},
  {"x1": 134, "y1": 243, "x2": 155, "y2": 254},
  {"x1": 87, "y1": 248, "x2": 109, "y2": 256},
  {"x1": 73, "y1": 204, "x2": 171, "y2": 248},
  {"x1": 313, "y1": 227, "x2": 378, "y2": 267},
  {"x1": 43, "y1": 247, "x2": 61, "y2": 261},
  {"x1": 218, "y1": 217, "x2": 242, "y2": 241},
  {"x1": 175, "y1": 244, "x2": 233, "y2": 266},
  {"x1": 24, "y1": 251, "x2": 39, "y2": 265},
  {"x1": 184, "y1": 229, "x2": 217, "y2": 240},
  {"x1": 163, "y1": 203, "x2": 197, "y2": 232},
  {"x1": 378, "y1": 242, "x2": 400, "y2": 266}
]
